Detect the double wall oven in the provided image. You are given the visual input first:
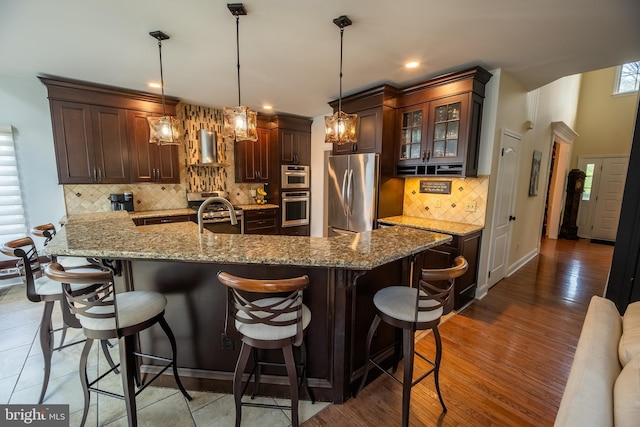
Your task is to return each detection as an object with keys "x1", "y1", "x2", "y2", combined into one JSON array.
[
  {"x1": 281, "y1": 165, "x2": 310, "y2": 229},
  {"x1": 187, "y1": 191, "x2": 244, "y2": 234}
]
